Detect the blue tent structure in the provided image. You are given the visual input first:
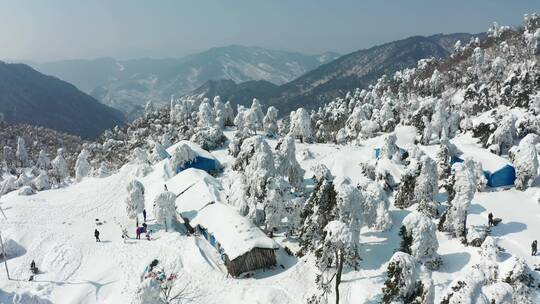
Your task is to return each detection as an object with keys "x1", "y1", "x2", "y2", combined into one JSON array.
[
  {"x1": 174, "y1": 155, "x2": 220, "y2": 174},
  {"x1": 164, "y1": 141, "x2": 221, "y2": 176},
  {"x1": 450, "y1": 155, "x2": 515, "y2": 188}
]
